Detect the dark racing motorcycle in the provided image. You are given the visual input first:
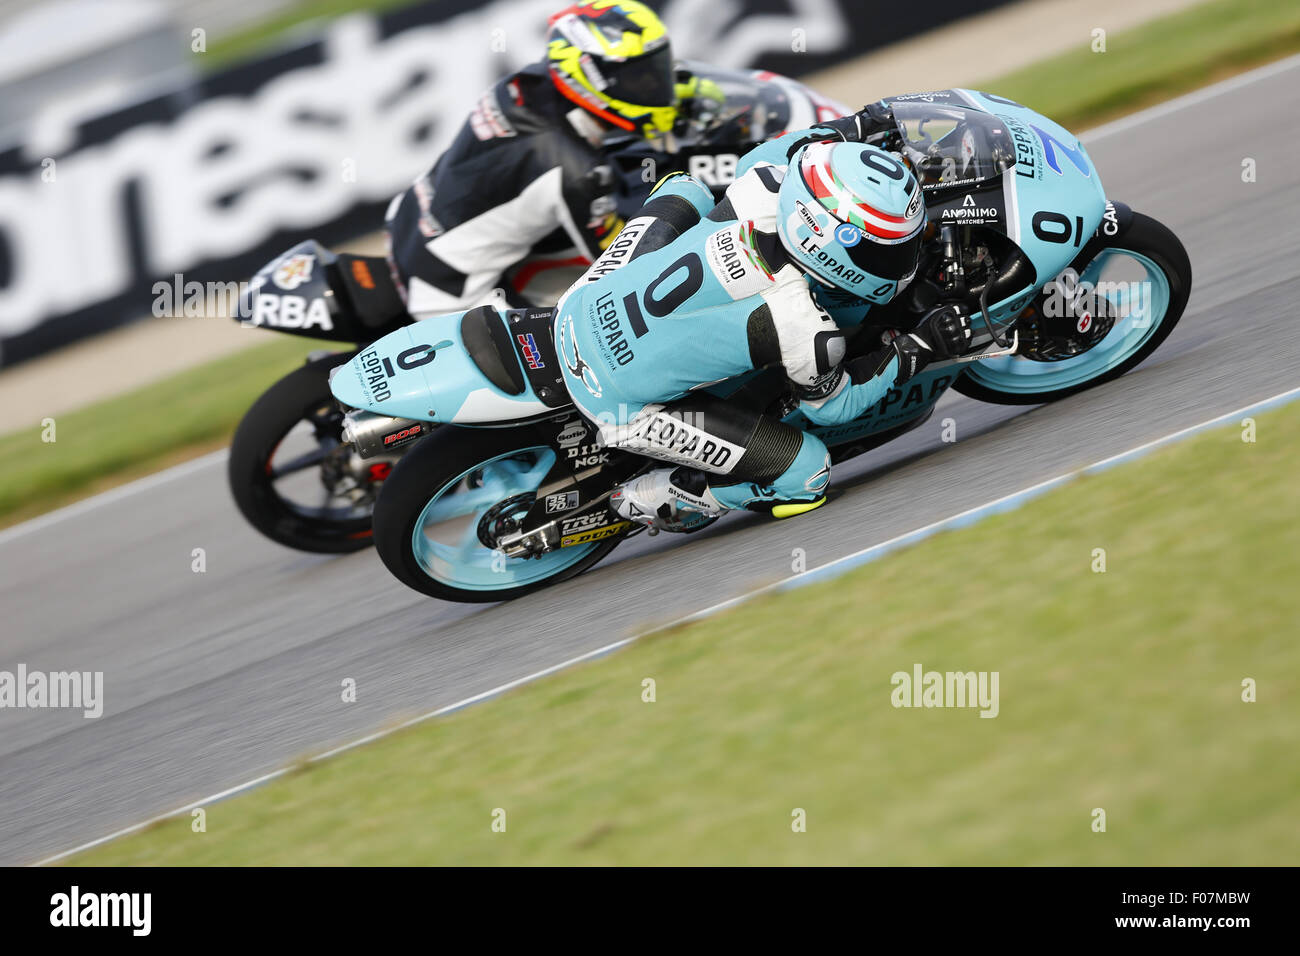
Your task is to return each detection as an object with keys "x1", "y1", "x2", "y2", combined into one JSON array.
[
  {"x1": 327, "y1": 90, "x2": 1192, "y2": 601},
  {"x1": 226, "y1": 65, "x2": 843, "y2": 553}
]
